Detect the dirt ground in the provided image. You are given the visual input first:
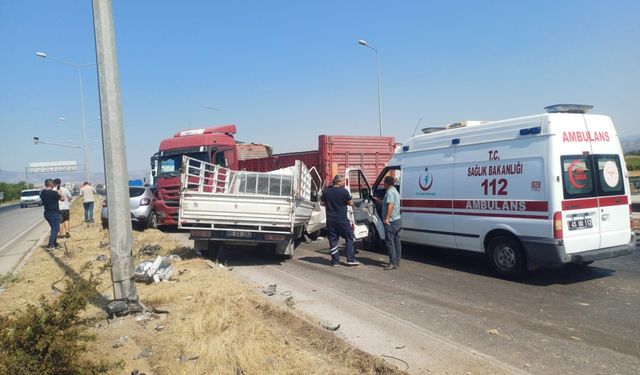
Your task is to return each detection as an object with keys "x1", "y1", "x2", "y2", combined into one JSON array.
[{"x1": 0, "y1": 200, "x2": 405, "y2": 375}]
